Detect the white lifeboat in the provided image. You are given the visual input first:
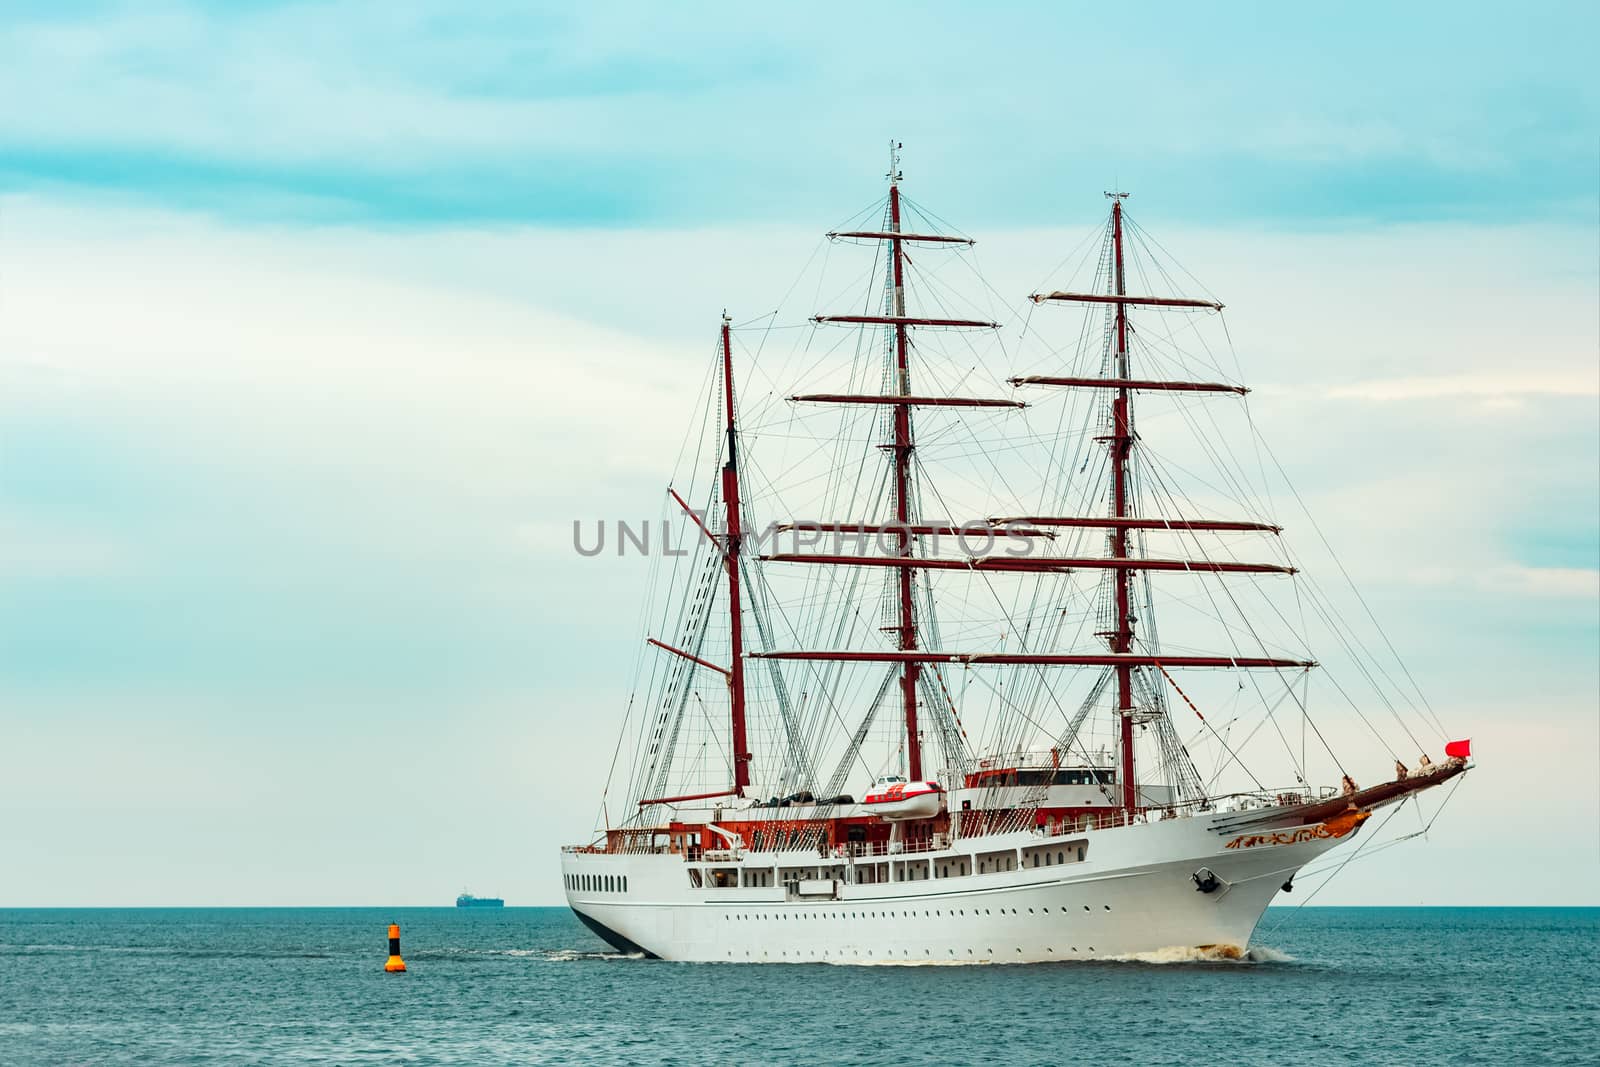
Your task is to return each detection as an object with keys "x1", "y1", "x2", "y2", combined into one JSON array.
[{"x1": 860, "y1": 775, "x2": 944, "y2": 821}]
